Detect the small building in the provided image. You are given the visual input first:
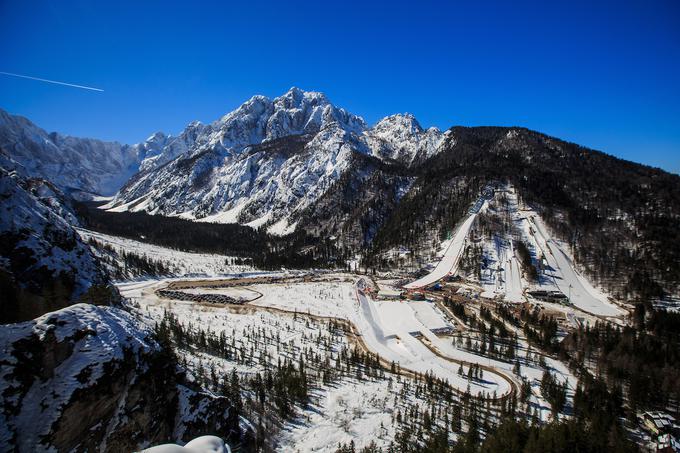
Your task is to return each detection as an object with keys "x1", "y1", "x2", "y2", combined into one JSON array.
[
  {"x1": 527, "y1": 290, "x2": 569, "y2": 304},
  {"x1": 377, "y1": 289, "x2": 403, "y2": 300},
  {"x1": 410, "y1": 291, "x2": 425, "y2": 300},
  {"x1": 431, "y1": 326, "x2": 455, "y2": 335},
  {"x1": 655, "y1": 433, "x2": 679, "y2": 452},
  {"x1": 643, "y1": 412, "x2": 676, "y2": 436}
]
